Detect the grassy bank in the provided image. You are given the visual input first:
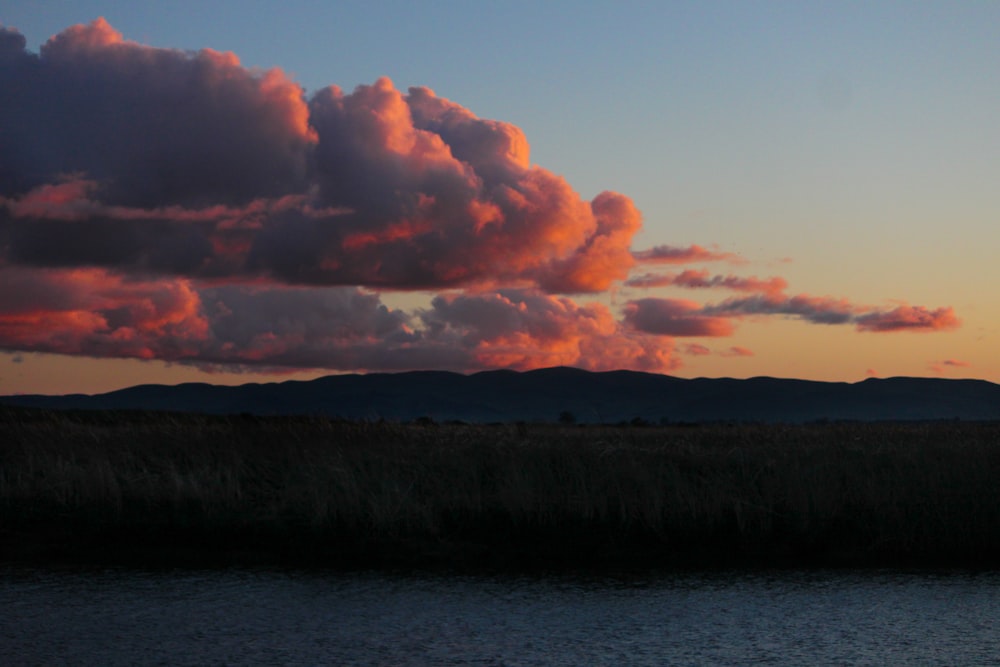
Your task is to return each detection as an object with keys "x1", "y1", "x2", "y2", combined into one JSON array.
[{"x1": 3, "y1": 407, "x2": 1000, "y2": 570}]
